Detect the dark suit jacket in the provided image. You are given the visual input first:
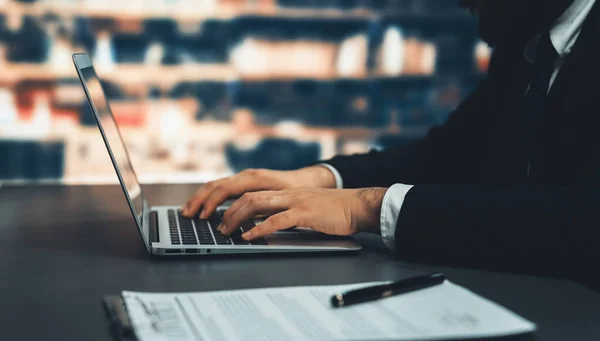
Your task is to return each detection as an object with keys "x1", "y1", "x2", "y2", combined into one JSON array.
[{"x1": 324, "y1": 3, "x2": 600, "y2": 290}]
